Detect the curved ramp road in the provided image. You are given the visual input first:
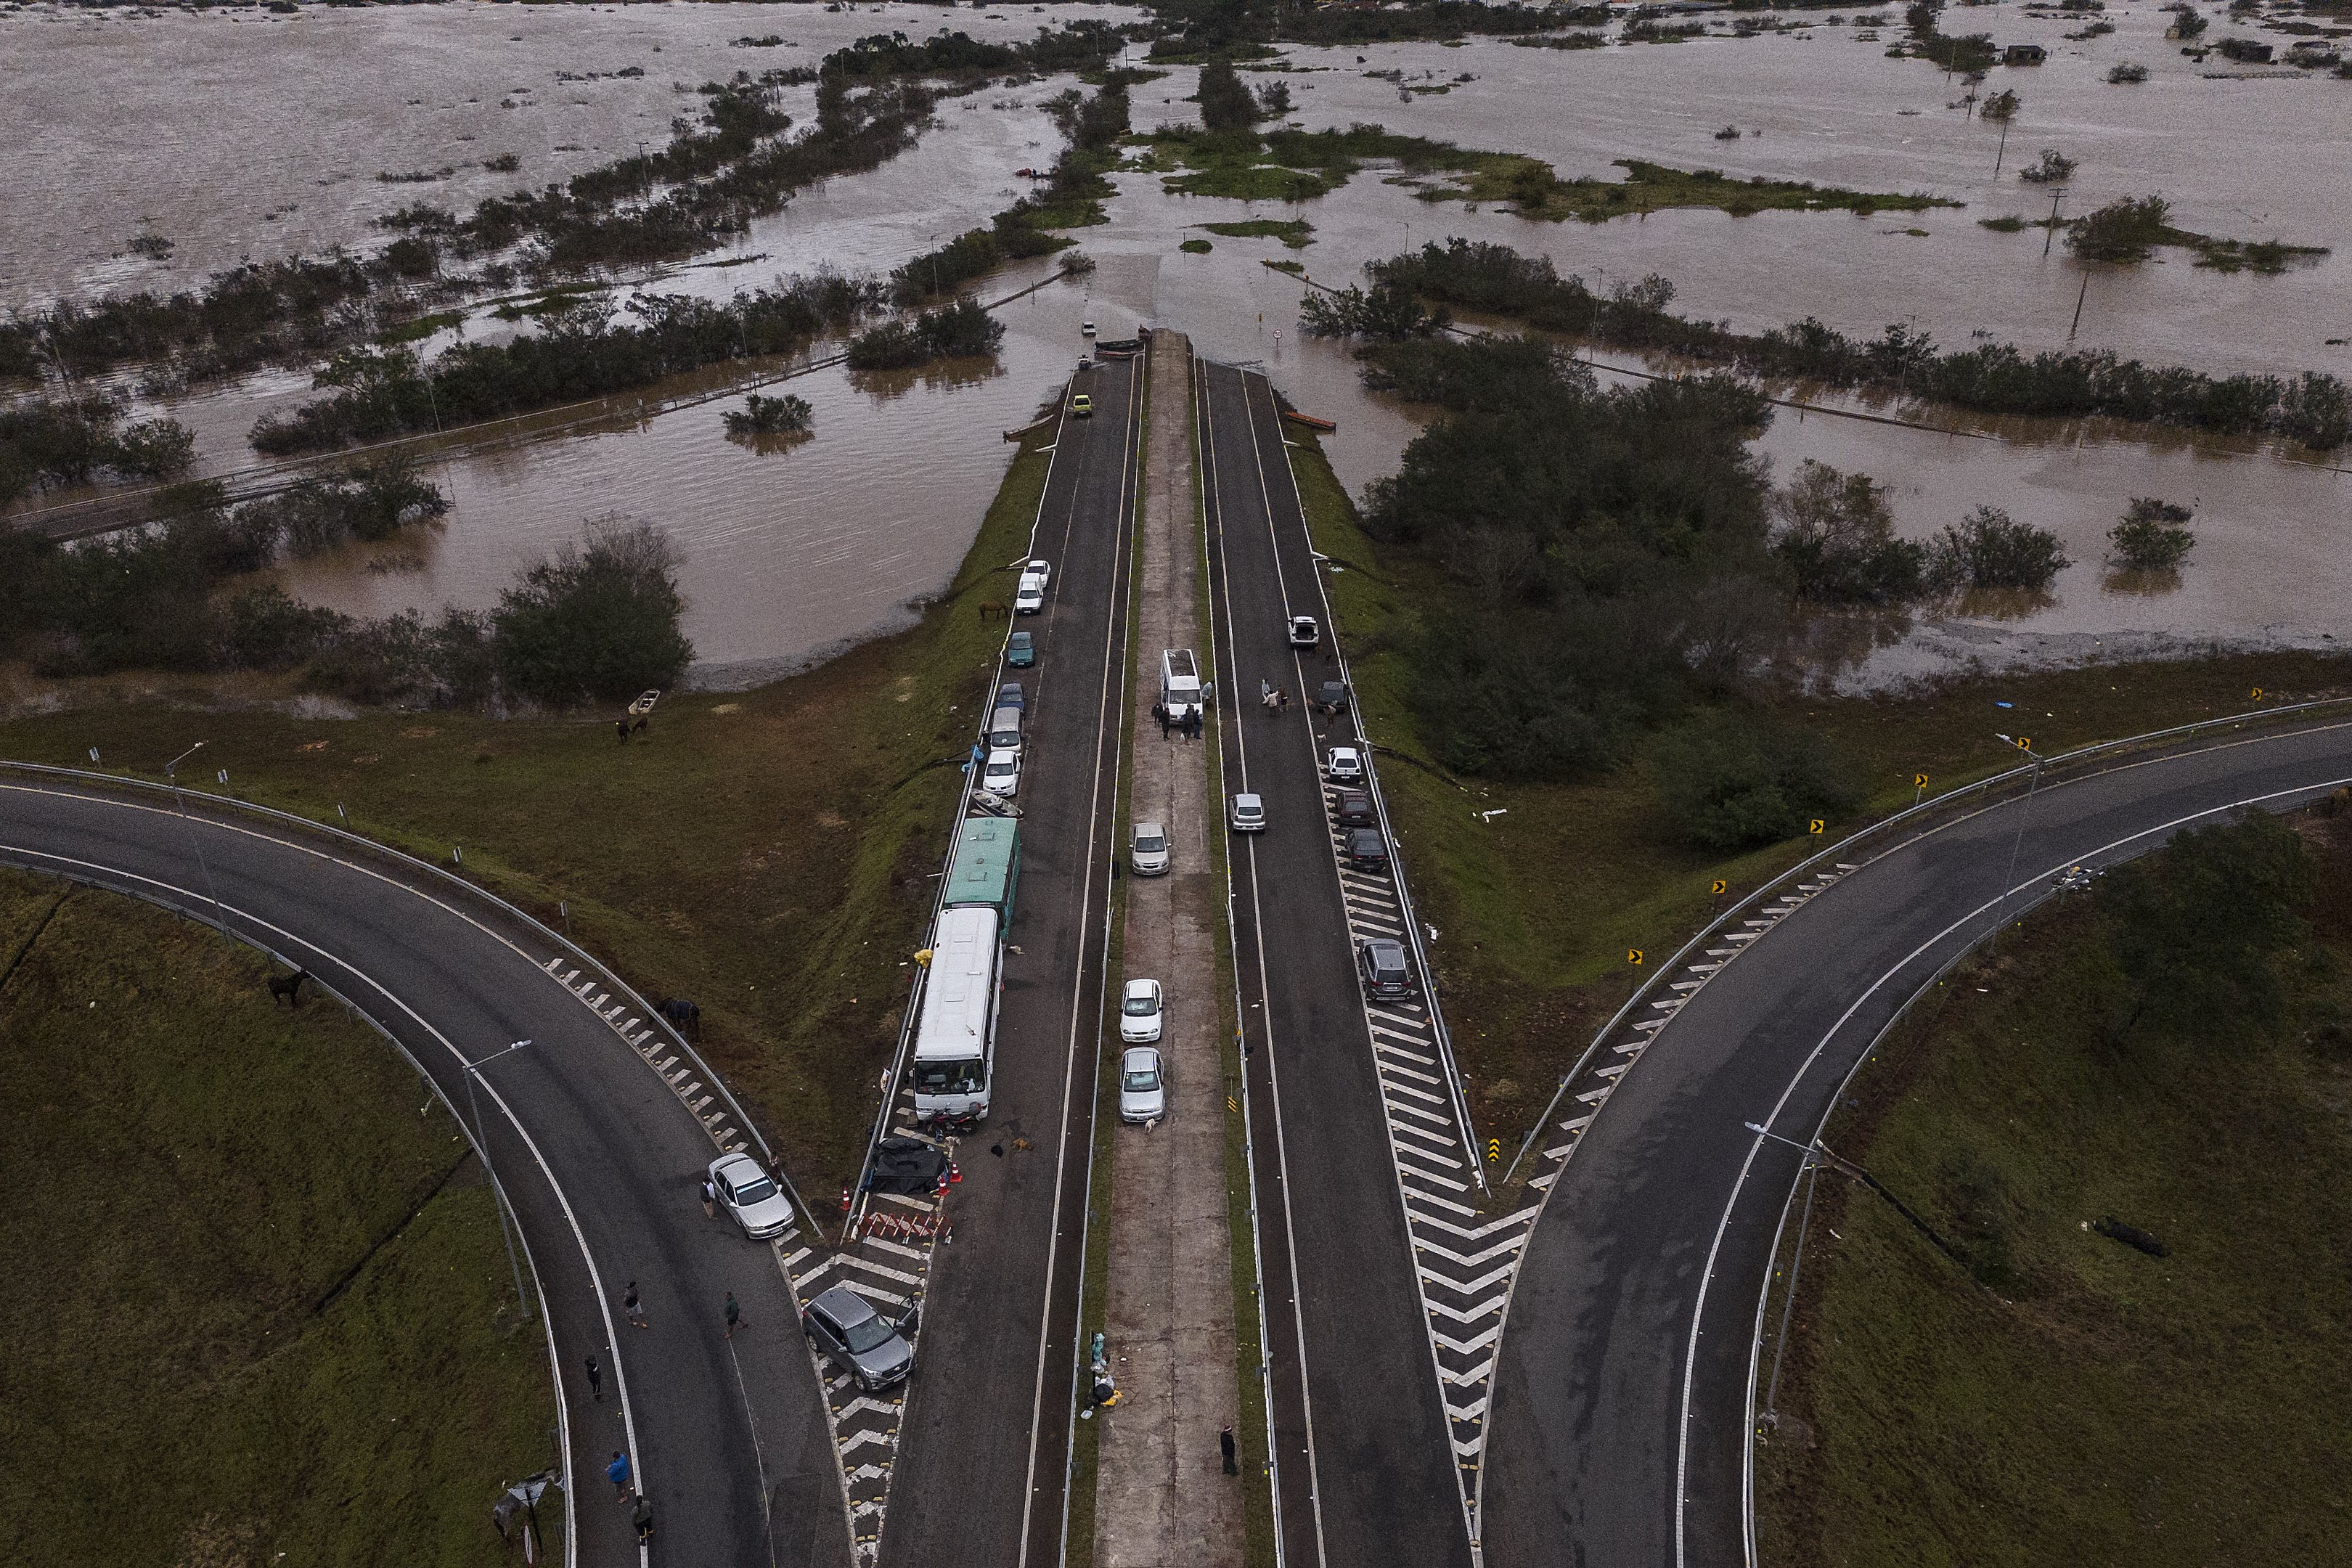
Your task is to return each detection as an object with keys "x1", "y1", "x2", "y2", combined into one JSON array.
[
  {"x1": 0, "y1": 775, "x2": 849, "y2": 1568},
  {"x1": 1481, "y1": 721, "x2": 2352, "y2": 1568}
]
